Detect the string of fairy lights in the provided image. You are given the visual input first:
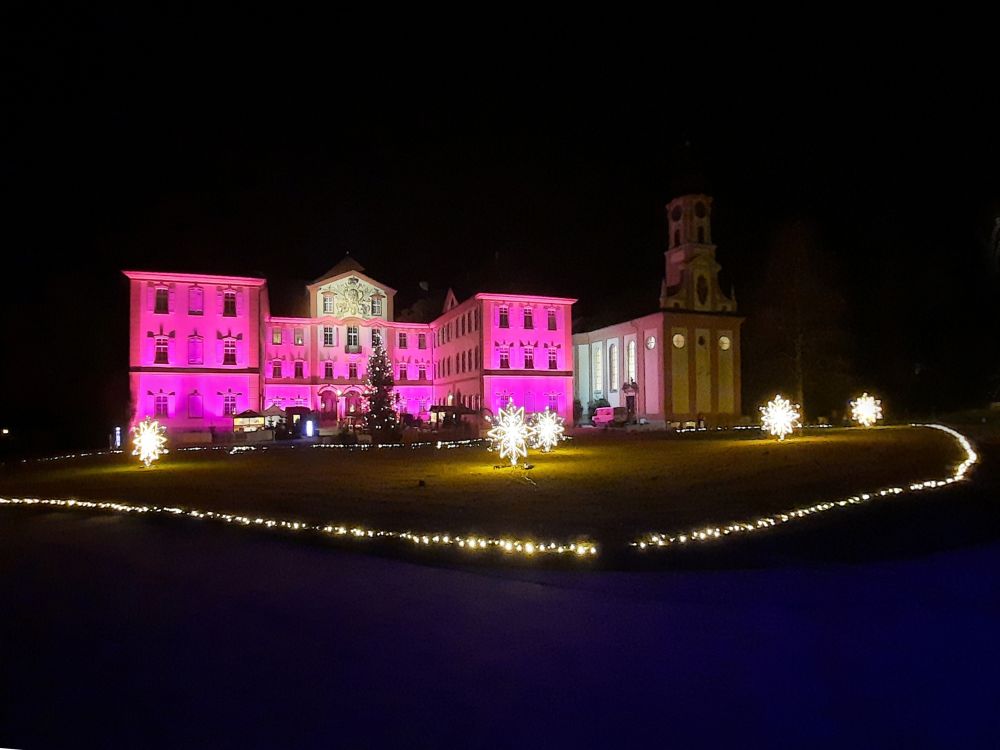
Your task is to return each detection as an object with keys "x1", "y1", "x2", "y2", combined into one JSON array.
[
  {"x1": 0, "y1": 495, "x2": 597, "y2": 558},
  {"x1": 631, "y1": 424, "x2": 979, "y2": 552}
]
